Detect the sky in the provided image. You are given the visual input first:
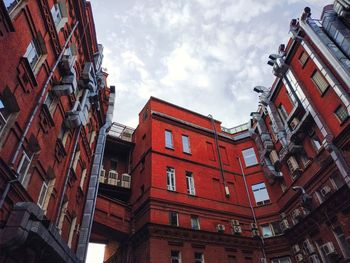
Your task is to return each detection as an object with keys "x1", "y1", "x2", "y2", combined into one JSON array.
[
  {"x1": 87, "y1": 0, "x2": 330, "y2": 262},
  {"x1": 89, "y1": 0, "x2": 330, "y2": 129}
]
